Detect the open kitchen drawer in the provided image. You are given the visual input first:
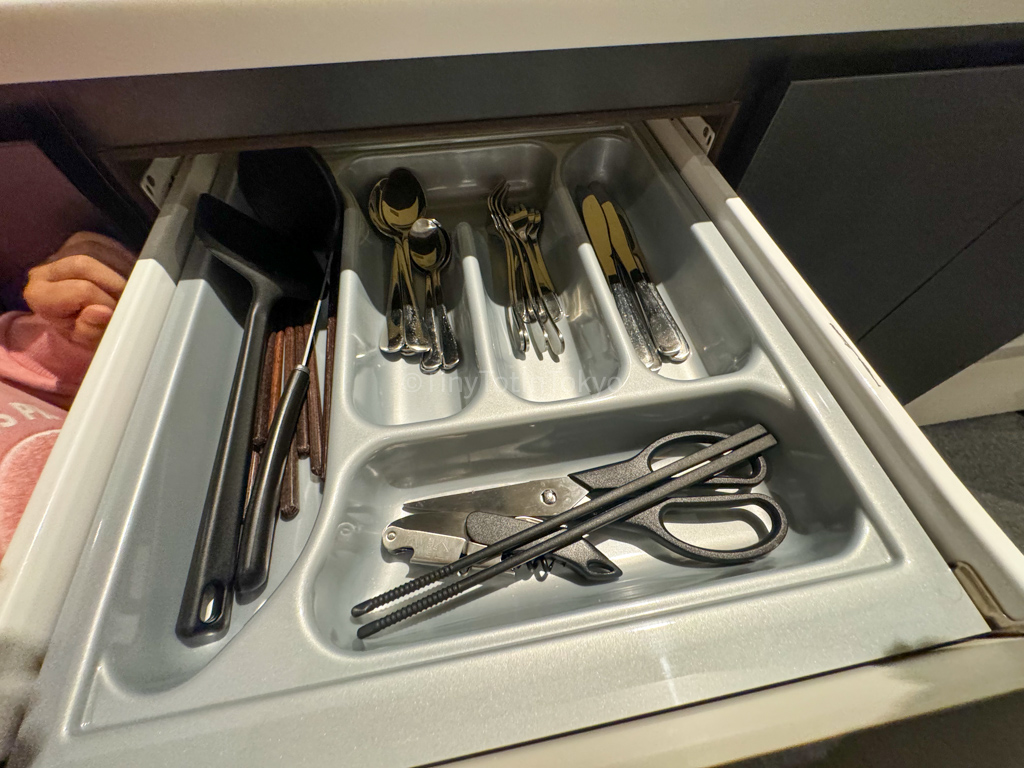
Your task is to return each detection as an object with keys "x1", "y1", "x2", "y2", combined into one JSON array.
[{"x1": 10, "y1": 118, "x2": 1024, "y2": 767}]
